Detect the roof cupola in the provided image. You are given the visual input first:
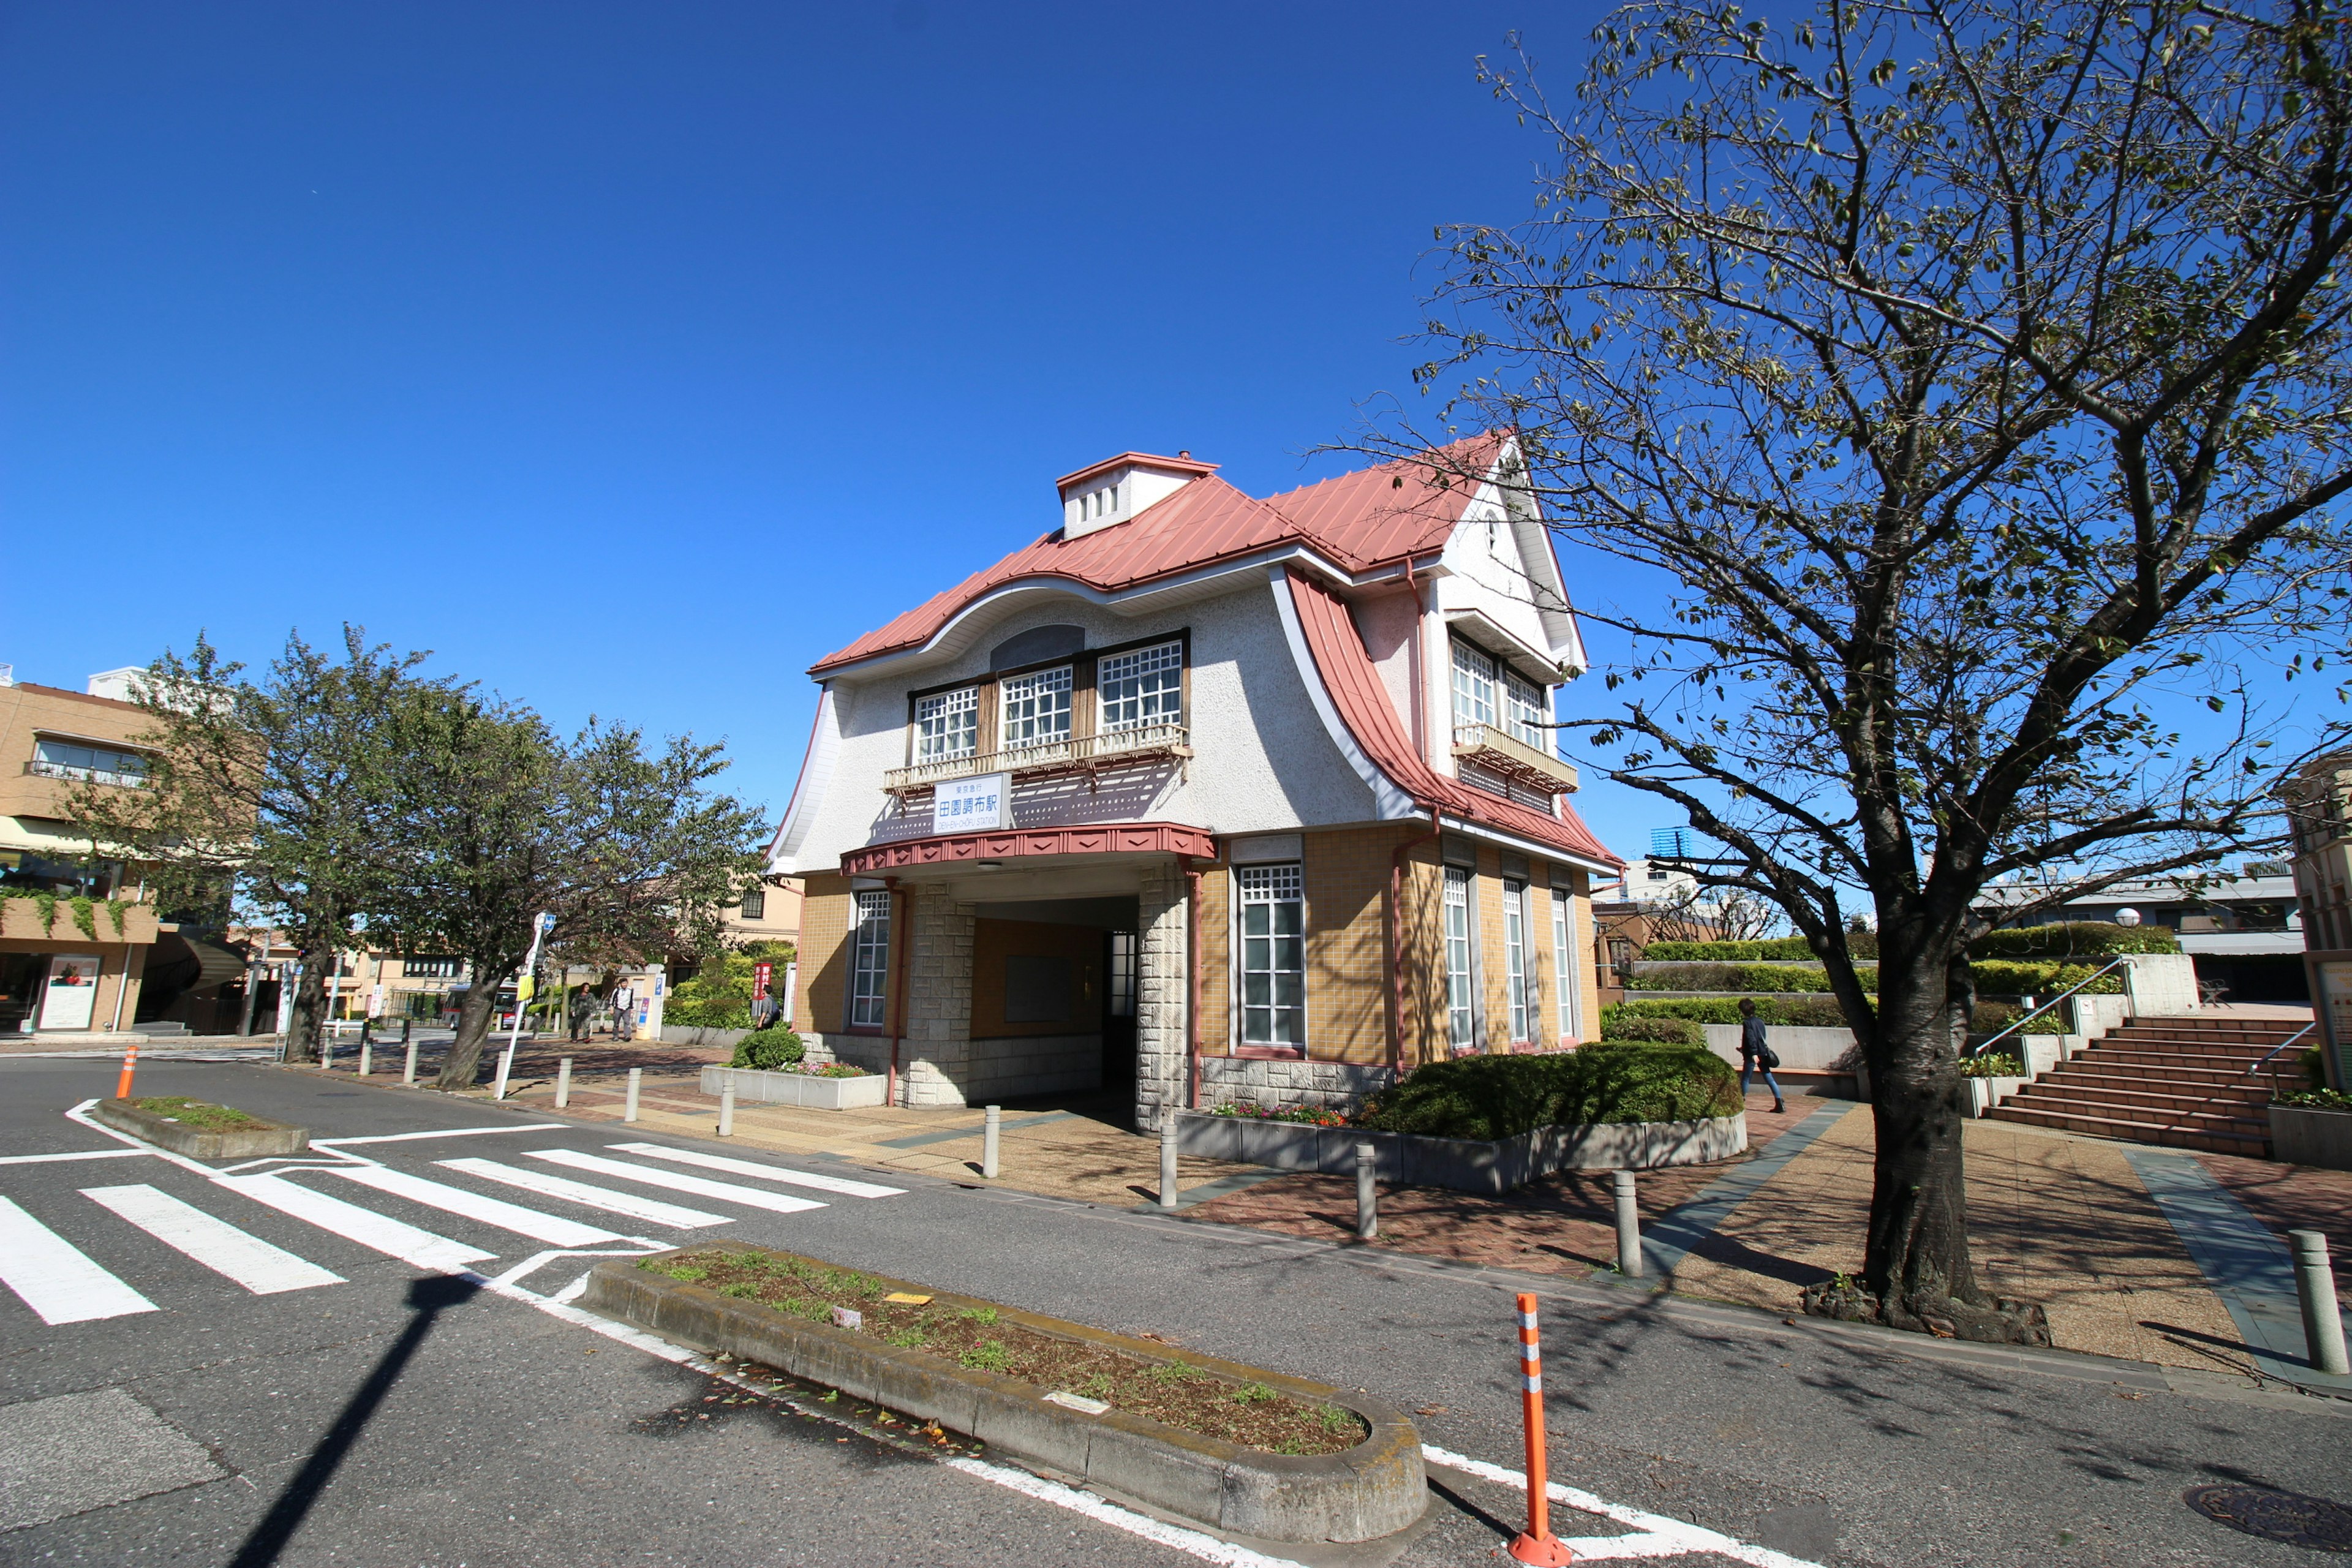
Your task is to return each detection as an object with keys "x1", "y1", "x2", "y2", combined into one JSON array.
[{"x1": 1055, "y1": 450, "x2": 1218, "y2": 538}]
